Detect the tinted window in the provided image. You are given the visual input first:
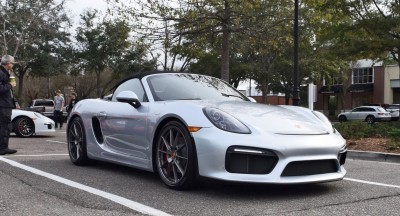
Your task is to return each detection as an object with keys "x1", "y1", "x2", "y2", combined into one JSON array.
[
  {"x1": 366, "y1": 108, "x2": 375, "y2": 112},
  {"x1": 35, "y1": 100, "x2": 54, "y2": 106},
  {"x1": 353, "y1": 108, "x2": 361, "y2": 112},
  {"x1": 112, "y1": 78, "x2": 147, "y2": 102},
  {"x1": 387, "y1": 105, "x2": 400, "y2": 109}
]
